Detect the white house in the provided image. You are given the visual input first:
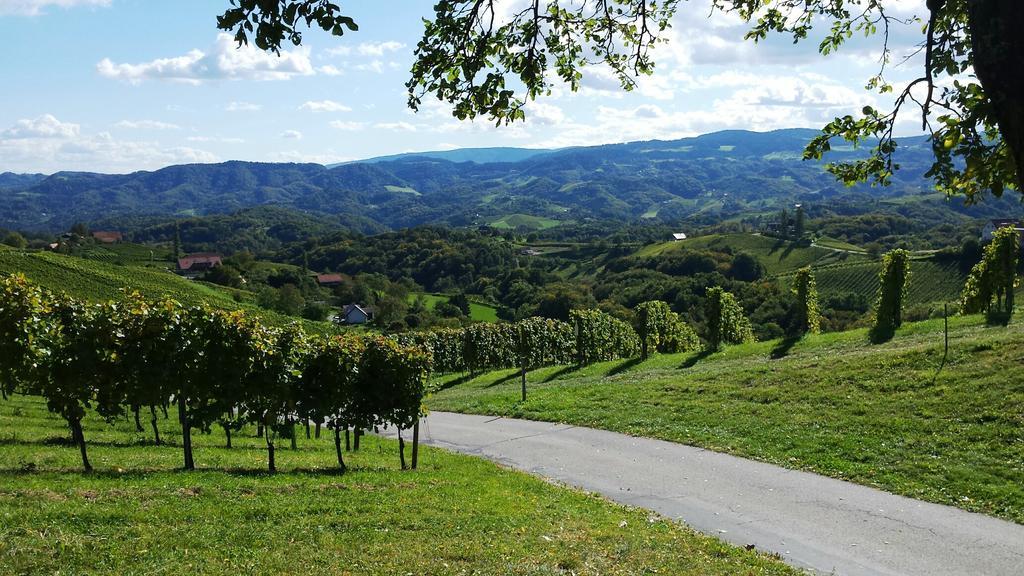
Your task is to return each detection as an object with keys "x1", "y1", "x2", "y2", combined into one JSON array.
[
  {"x1": 981, "y1": 219, "x2": 1024, "y2": 242},
  {"x1": 671, "y1": 232, "x2": 687, "y2": 241},
  {"x1": 339, "y1": 304, "x2": 372, "y2": 325}
]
